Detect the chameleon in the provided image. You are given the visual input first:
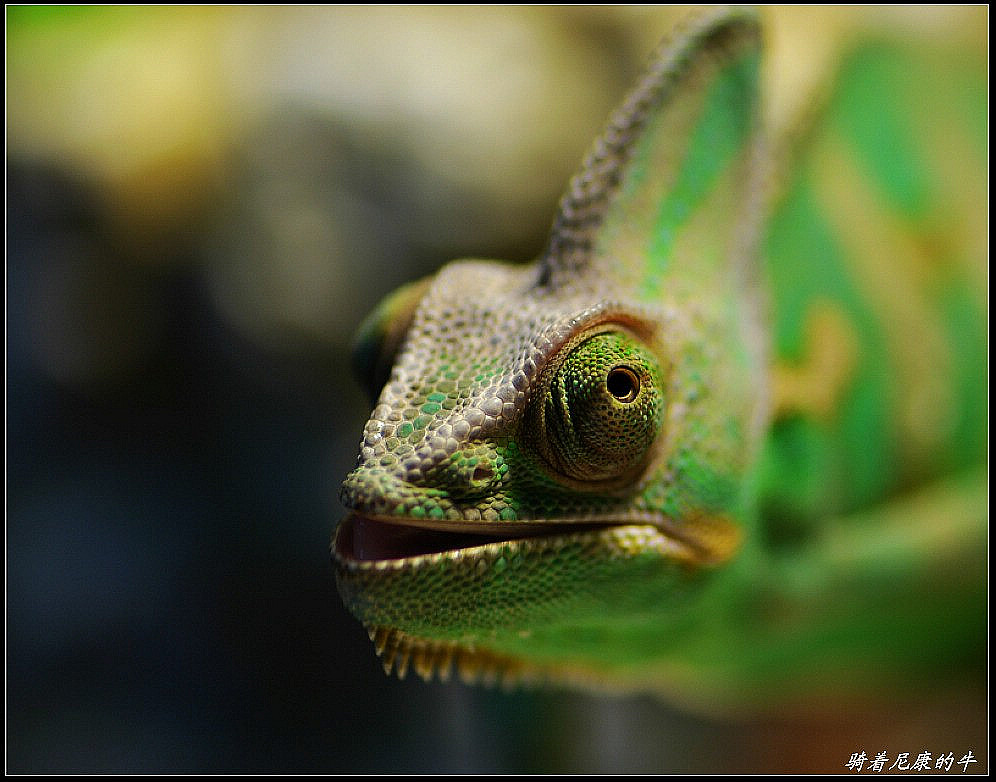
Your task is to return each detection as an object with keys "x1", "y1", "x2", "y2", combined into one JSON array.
[{"x1": 331, "y1": 6, "x2": 987, "y2": 713}]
